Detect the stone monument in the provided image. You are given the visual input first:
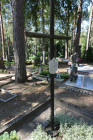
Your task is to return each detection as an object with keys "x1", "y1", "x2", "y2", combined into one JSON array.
[{"x1": 70, "y1": 52, "x2": 78, "y2": 81}]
